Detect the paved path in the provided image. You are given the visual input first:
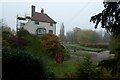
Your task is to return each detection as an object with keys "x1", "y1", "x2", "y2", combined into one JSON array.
[
  {"x1": 91, "y1": 50, "x2": 110, "y2": 61},
  {"x1": 69, "y1": 55, "x2": 85, "y2": 61},
  {"x1": 69, "y1": 51, "x2": 110, "y2": 62}
]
